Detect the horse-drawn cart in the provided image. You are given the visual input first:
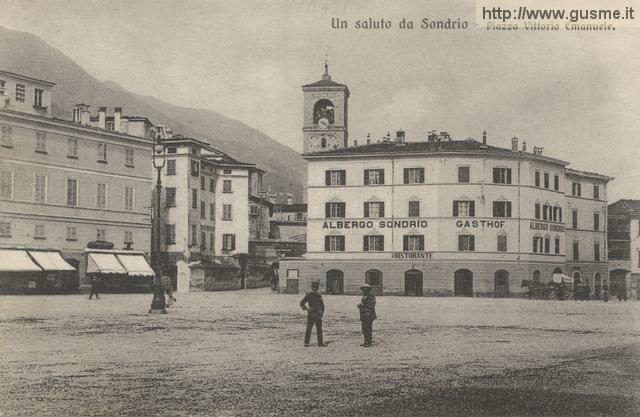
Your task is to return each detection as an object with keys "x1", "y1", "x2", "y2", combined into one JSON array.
[{"x1": 521, "y1": 274, "x2": 584, "y2": 300}]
